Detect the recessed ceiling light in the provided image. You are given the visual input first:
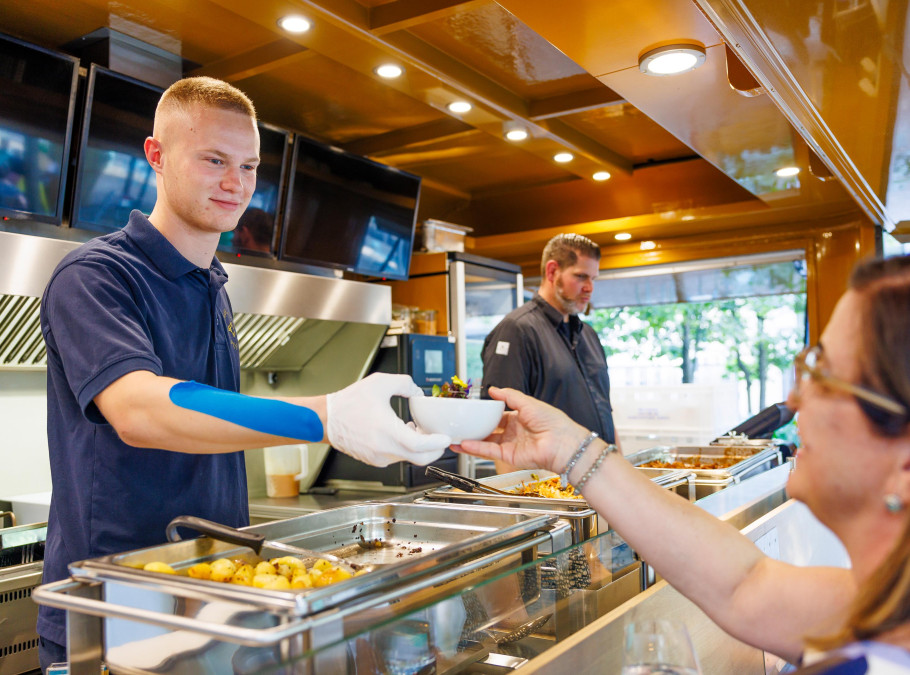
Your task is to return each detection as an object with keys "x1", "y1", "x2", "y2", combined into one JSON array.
[
  {"x1": 447, "y1": 101, "x2": 472, "y2": 114},
  {"x1": 505, "y1": 128, "x2": 528, "y2": 142},
  {"x1": 639, "y1": 44, "x2": 706, "y2": 76},
  {"x1": 277, "y1": 15, "x2": 312, "y2": 34},
  {"x1": 375, "y1": 64, "x2": 403, "y2": 79},
  {"x1": 615, "y1": 232, "x2": 632, "y2": 241},
  {"x1": 640, "y1": 240, "x2": 657, "y2": 250},
  {"x1": 553, "y1": 152, "x2": 574, "y2": 163},
  {"x1": 593, "y1": 171, "x2": 611, "y2": 181},
  {"x1": 775, "y1": 166, "x2": 800, "y2": 177}
]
